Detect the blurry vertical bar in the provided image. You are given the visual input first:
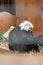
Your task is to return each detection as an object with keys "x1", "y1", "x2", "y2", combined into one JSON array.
[
  {"x1": 41, "y1": 0, "x2": 43, "y2": 11},
  {"x1": 0, "y1": 0, "x2": 16, "y2": 15},
  {"x1": 9, "y1": 0, "x2": 16, "y2": 15}
]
